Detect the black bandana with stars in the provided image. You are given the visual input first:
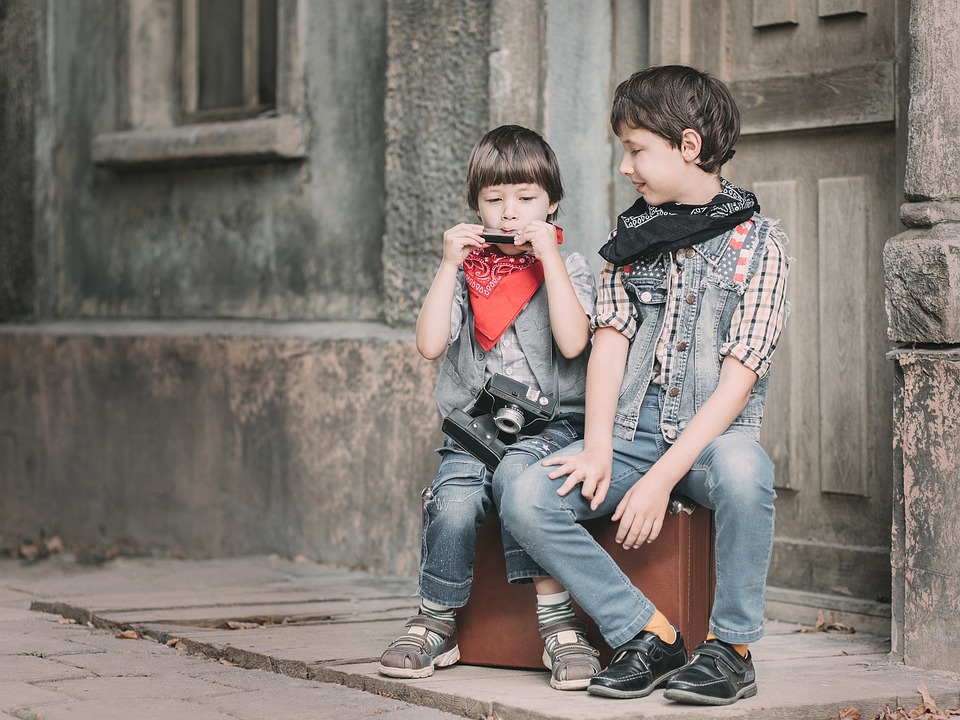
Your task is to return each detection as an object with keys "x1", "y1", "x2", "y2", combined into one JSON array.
[{"x1": 599, "y1": 179, "x2": 760, "y2": 266}]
